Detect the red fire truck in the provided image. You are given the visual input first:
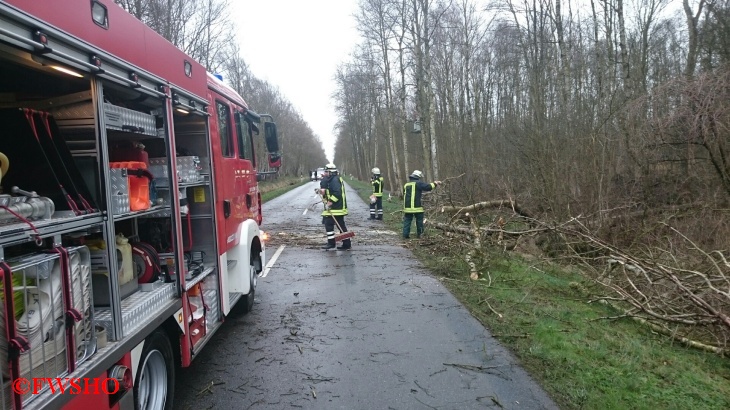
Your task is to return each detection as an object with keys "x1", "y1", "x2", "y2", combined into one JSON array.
[{"x1": 0, "y1": 1, "x2": 280, "y2": 408}]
